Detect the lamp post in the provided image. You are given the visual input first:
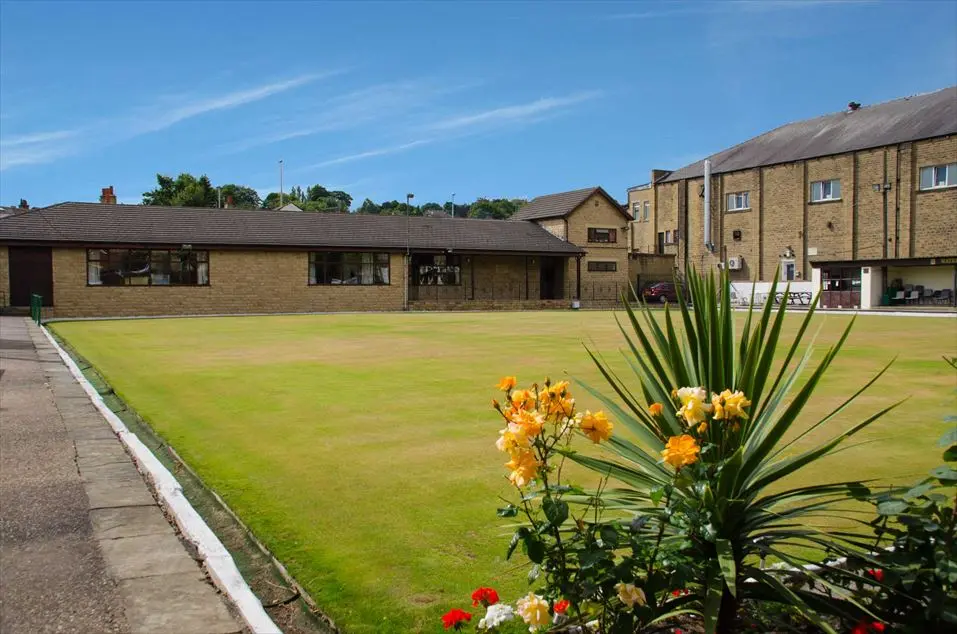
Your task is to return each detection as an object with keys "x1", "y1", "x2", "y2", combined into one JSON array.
[
  {"x1": 451, "y1": 192, "x2": 455, "y2": 217},
  {"x1": 279, "y1": 159, "x2": 284, "y2": 207}
]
